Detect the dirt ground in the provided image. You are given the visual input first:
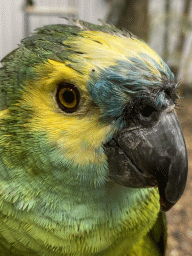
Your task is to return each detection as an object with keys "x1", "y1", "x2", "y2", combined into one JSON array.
[{"x1": 166, "y1": 97, "x2": 192, "y2": 256}]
